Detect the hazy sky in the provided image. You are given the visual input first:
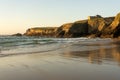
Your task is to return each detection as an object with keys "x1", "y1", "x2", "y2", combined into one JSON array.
[{"x1": 0, "y1": 0, "x2": 119, "y2": 34}]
